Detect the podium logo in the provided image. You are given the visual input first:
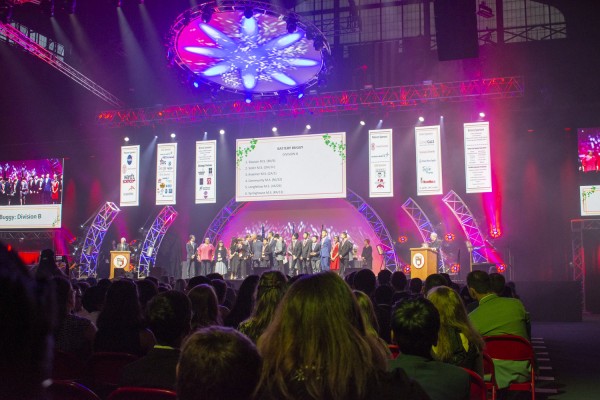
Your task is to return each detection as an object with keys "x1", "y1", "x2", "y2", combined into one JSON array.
[
  {"x1": 113, "y1": 255, "x2": 128, "y2": 268},
  {"x1": 412, "y1": 253, "x2": 425, "y2": 269}
]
